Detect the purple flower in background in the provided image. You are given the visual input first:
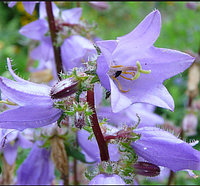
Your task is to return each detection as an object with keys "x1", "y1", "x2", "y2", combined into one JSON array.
[
  {"x1": 94, "y1": 83, "x2": 164, "y2": 128},
  {"x1": 97, "y1": 103, "x2": 164, "y2": 128},
  {"x1": 19, "y1": 2, "x2": 97, "y2": 72},
  {"x1": 16, "y1": 140, "x2": 55, "y2": 185},
  {"x1": 96, "y1": 9, "x2": 195, "y2": 113},
  {"x1": 0, "y1": 58, "x2": 63, "y2": 131},
  {"x1": 89, "y1": 173, "x2": 126, "y2": 185},
  {"x1": 8, "y1": 1, "x2": 39, "y2": 15},
  {"x1": 131, "y1": 127, "x2": 200, "y2": 172},
  {"x1": 77, "y1": 125, "x2": 120, "y2": 163},
  {"x1": 0, "y1": 129, "x2": 33, "y2": 165}
]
